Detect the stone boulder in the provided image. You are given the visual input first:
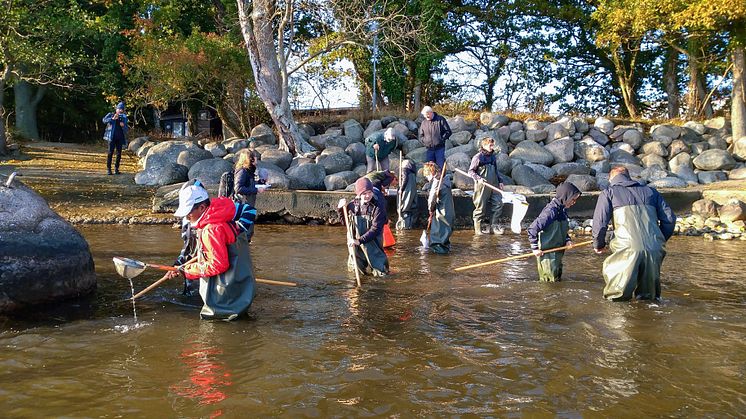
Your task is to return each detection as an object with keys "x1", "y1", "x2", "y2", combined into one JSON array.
[
  {"x1": 683, "y1": 121, "x2": 706, "y2": 135},
  {"x1": 610, "y1": 149, "x2": 641, "y2": 165},
  {"x1": 406, "y1": 147, "x2": 429, "y2": 164},
  {"x1": 651, "y1": 124, "x2": 681, "y2": 143},
  {"x1": 446, "y1": 143, "x2": 477, "y2": 159},
  {"x1": 450, "y1": 131, "x2": 472, "y2": 145},
  {"x1": 128, "y1": 136, "x2": 150, "y2": 153},
  {"x1": 364, "y1": 120, "x2": 383, "y2": 138},
  {"x1": 591, "y1": 160, "x2": 611, "y2": 174},
  {"x1": 733, "y1": 136, "x2": 746, "y2": 161},
  {"x1": 142, "y1": 141, "x2": 195, "y2": 170},
  {"x1": 729, "y1": 167, "x2": 746, "y2": 180},
  {"x1": 326, "y1": 135, "x2": 357, "y2": 150},
  {"x1": 697, "y1": 171, "x2": 727, "y2": 184},
  {"x1": 345, "y1": 142, "x2": 367, "y2": 166},
  {"x1": 315, "y1": 150, "x2": 353, "y2": 174},
  {"x1": 187, "y1": 158, "x2": 234, "y2": 185},
  {"x1": 669, "y1": 140, "x2": 690, "y2": 158},
  {"x1": 308, "y1": 133, "x2": 335, "y2": 150},
  {"x1": 223, "y1": 138, "x2": 250, "y2": 153},
  {"x1": 573, "y1": 118, "x2": 590, "y2": 134},
  {"x1": 250, "y1": 123, "x2": 277, "y2": 145},
  {"x1": 509, "y1": 130, "x2": 526, "y2": 144},
  {"x1": 445, "y1": 152, "x2": 472, "y2": 176},
  {"x1": 692, "y1": 149, "x2": 737, "y2": 171},
  {"x1": 324, "y1": 171, "x2": 359, "y2": 191},
  {"x1": 381, "y1": 115, "x2": 398, "y2": 127},
  {"x1": 642, "y1": 141, "x2": 668, "y2": 157},
  {"x1": 298, "y1": 123, "x2": 315, "y2": 139},
  {"x1": 447, "y1": 116, "x2": 477, "y2": 133},
  {"x1": 648, "y1": 177, "x2": 689, "y2": 189},
  {"x1": 509, "y1": 140, "x2": 554, "y2": 166},
  {"x1": 588, "y1": 128, "x2": 610, "y2": 146},
  {"x1": 544, "y1": 123, "x2": 569, "y2": 142},
  {"x1": 343, "y1": 119, "x2": 364, "y2": 142},
  {"x1": 204, "y1": 142, "x2": 228, "y2": 158},
  {"x1": 256, "y1": 161, "x2": 291, "y2": 190},
  {"x1": 622, "y1": 129, "x2": 644, "y2": 150},
  {"x1": 177, "y1": 147, "x2": 214, "y2": 169},
  {"x1": 566, "y1": 174, "x2": 598, "y2": 192},
  {"x1": 0, "y1": 181, "x2": 96, "y2": 312},
  {"x1": 641, "y1": 154, "x2": 668, "y2": 170},
  {"x1": 640, "y1": 167, "x2": 669, "y2": 182},
  {"x1": 136, "y1": 141, "x2": 156, "y2": 158},
  {"x1": 511, "y1": 164, "x2": 553, "y2": 189},
  {"x1": 286, "y1": 163, "x2": 326, "y2": 190},
  {"x1": 575, "y1": 138, "x2": 609, "y2": 162},
  {"x1": 544, "y1": 137, "x2": 574, "y2": 163},
  {"x1": 261, "y1": 149, "x2": 293, "y2": 171},
  {"x1": 668, "y1": 152, "x2": 698, "y2": 183},
  {"x1": 480, "y1": 112, "x2": 510, "y2": 129},
  {"x1": 135, "y1": 163, "x2": 189, "y2": 186},
  {"x1": 594, "y1": 117, "x2": 614, "y2": 135},
  {"x1": 403, "y1": 139, "x2": 424, "y2": 154},
  {"x1": 692, "y1": 198, "x2": 720, "y2": 218},
  {"x1": 552, "y1": 162, "x2": 591, "y2": 177},
  {"x1": 718, "y1": 200, "x2": 746, "y2": 223},
  {"x1": 525, "y1": 163, "x2": 556, "y2": 180},
  {"x1": 526, "y1": 129, "x2": 548, "y2": 142}
]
